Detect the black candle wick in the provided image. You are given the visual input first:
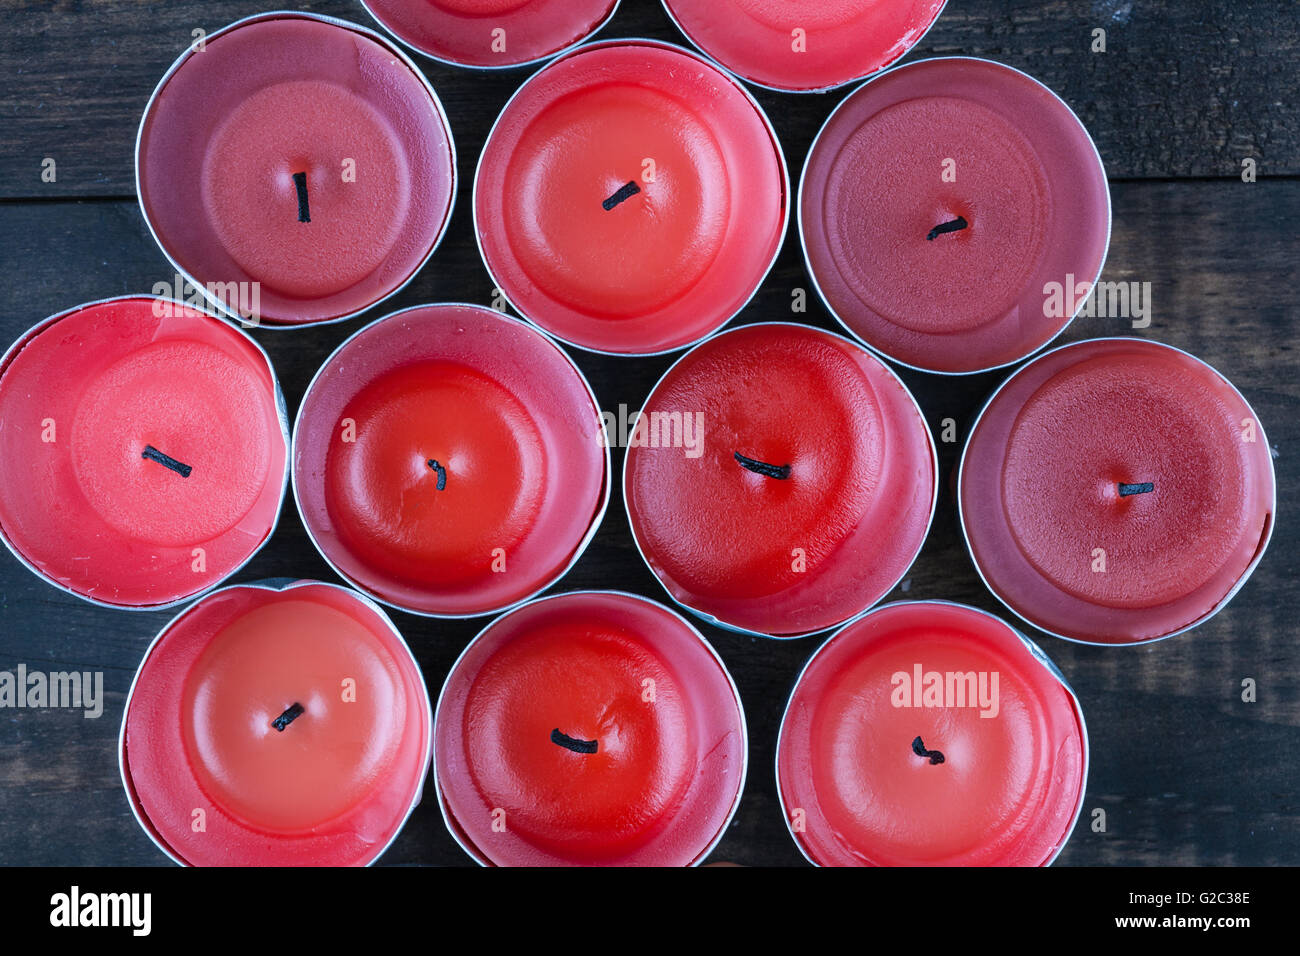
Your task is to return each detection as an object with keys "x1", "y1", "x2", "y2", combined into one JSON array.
[
  {"x1": 926, "y1": 216, "x2": 968, "y2": 240},
  {"x1": 293, "y1": 171, "x2": 311, "y2": 223},
  {"x1": 141, "y1": 444, "x2": 192, "y2": 478},
  {"x1": 272, "y1": 702, "x2": 305, "y2": 732},
  {"x1": 551, "y1": 728, "x2": 598, "y2": 754},
  {"x1": 426, "y1": 459, "x2": 447, "y2": 491},
  {"x1": 734, "y1": 451, "x2": 791, "y2": 480},
  {"x1": 1118, "y1": 481, "x2": 1154, "y2": 497},
  {"x1": 912, "y1": 735, "x2": 945, "y2": 765},
  {"x1": 602, "y1": 181, "x2": 641, "y2": 211}
]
